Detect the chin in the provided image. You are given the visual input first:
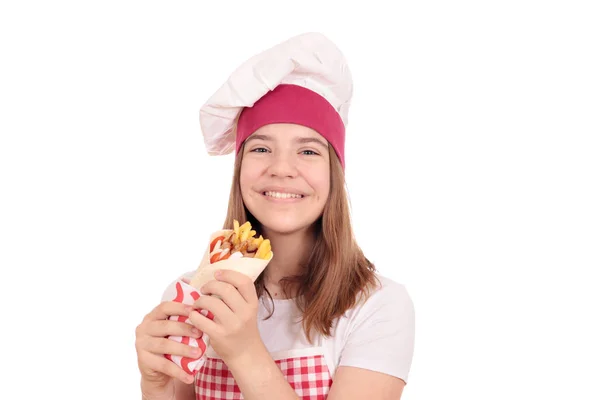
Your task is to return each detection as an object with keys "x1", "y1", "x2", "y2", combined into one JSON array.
[{"x1": 255, "y1": 213, "x2": 317, "y2": 236}]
